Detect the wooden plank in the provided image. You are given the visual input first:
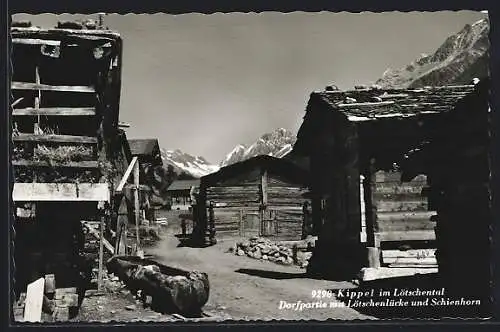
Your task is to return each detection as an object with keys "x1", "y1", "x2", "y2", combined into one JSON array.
[
  {"x1": 377, "y1": 211, "x2": 436, "y2": 223},
  {"x1": 383, "y1": 249, "x2": 436, "y2": 259},
  {"x1": 13, "y1": 183, "x2": 110, "y2": 202},
  {"x1": 359, "y1": 267, "x2": 438, "y2": 282},
  {"x1": 13, "y1": 107, "x2": 96, "y2": 116},
  {"x1": 261, "y1": 170, "x2": 268, "y2": 206},
  {"x1": 383, "y1": 257, "x2": 437, "y2": 265},
  {"x1": 374, "y1": 172, "x2": 427, "y2": 183},
  {"x1": 375, "y1": 199, "x2": 428, "y2": 213},
  {"x1": 24, "y1": 278, "x2": 45, "y2": 322},
  {"x1": 12, "y1": 81, "x2": 95, "y2": 93},
  {"x1": 13, "y1": 133, "x2": 97, "y2": 144},
  {"x1": 116, "y1": 156, "x2": 138, "y2": 193},
  {"x1": 374, "y1": 184, "x2": 425, "y2": 195},
  {"x1": 377, "y1": 230, "x2": 436, "y2": 242},
  {"x1": 373, "y1": 192, "x2": 424, "y2": 201},
  {"x1": 12, "y1": 38, "x2": 61, "y2": 46},
  {"x1": 377, "y1": 220, "x2": 435, "y2": 232},
  {"x1": 13, "y1": 160, "x2": 99, "y2": 169}
]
